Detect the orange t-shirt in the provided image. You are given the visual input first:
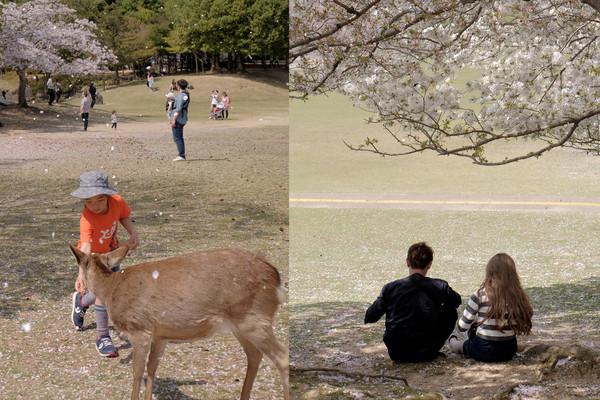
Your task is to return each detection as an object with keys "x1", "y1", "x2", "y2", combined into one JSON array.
[{"x1": 77, "y1": 194, "x2": 131, "y2": 253}]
